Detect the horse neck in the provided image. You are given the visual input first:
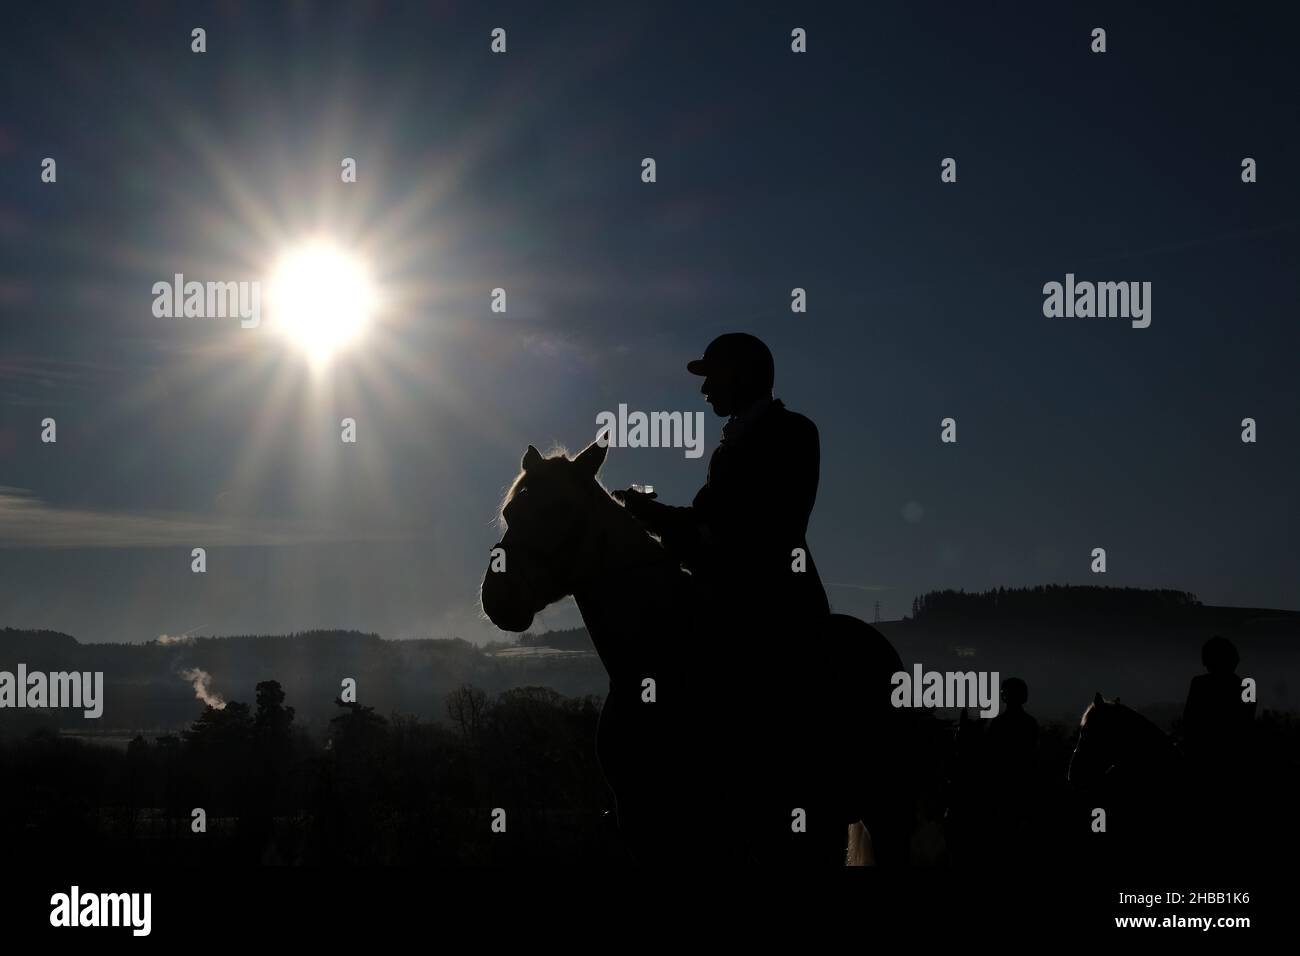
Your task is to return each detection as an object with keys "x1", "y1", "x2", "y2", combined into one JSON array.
[
  {"x1": 571, "y1": 492, "x2": 680, "y2": 683},
  {"x1": 1114, "y1": 706, "x2": 1177, "y2": 770}
]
